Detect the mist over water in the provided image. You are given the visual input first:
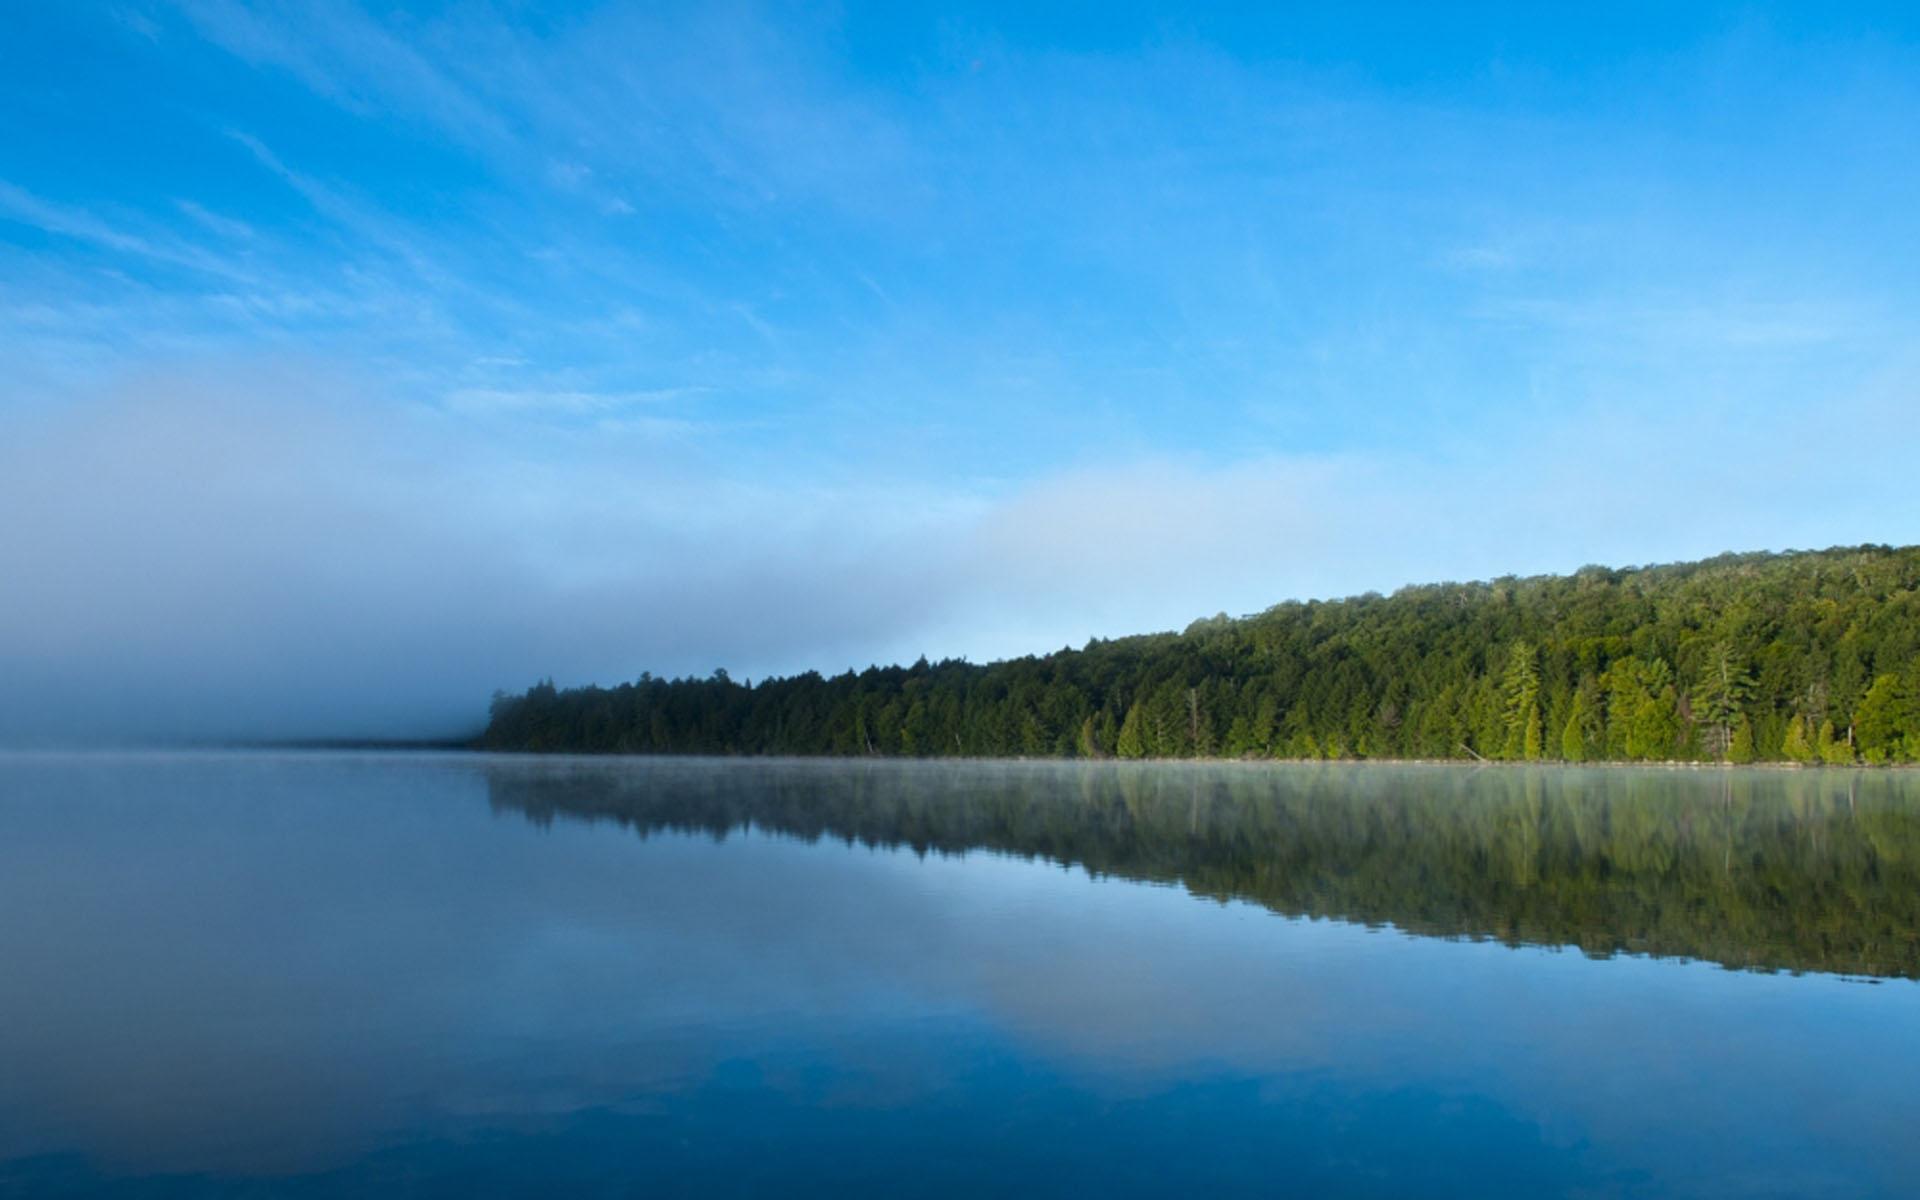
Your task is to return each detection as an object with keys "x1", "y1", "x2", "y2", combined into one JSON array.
[
  {"x1": 3, "y1": 754, "x2": 1916, "y2": 1197},
  {"x1": 4, "y1": 377, "x2": 1916, "y2": 747}
]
